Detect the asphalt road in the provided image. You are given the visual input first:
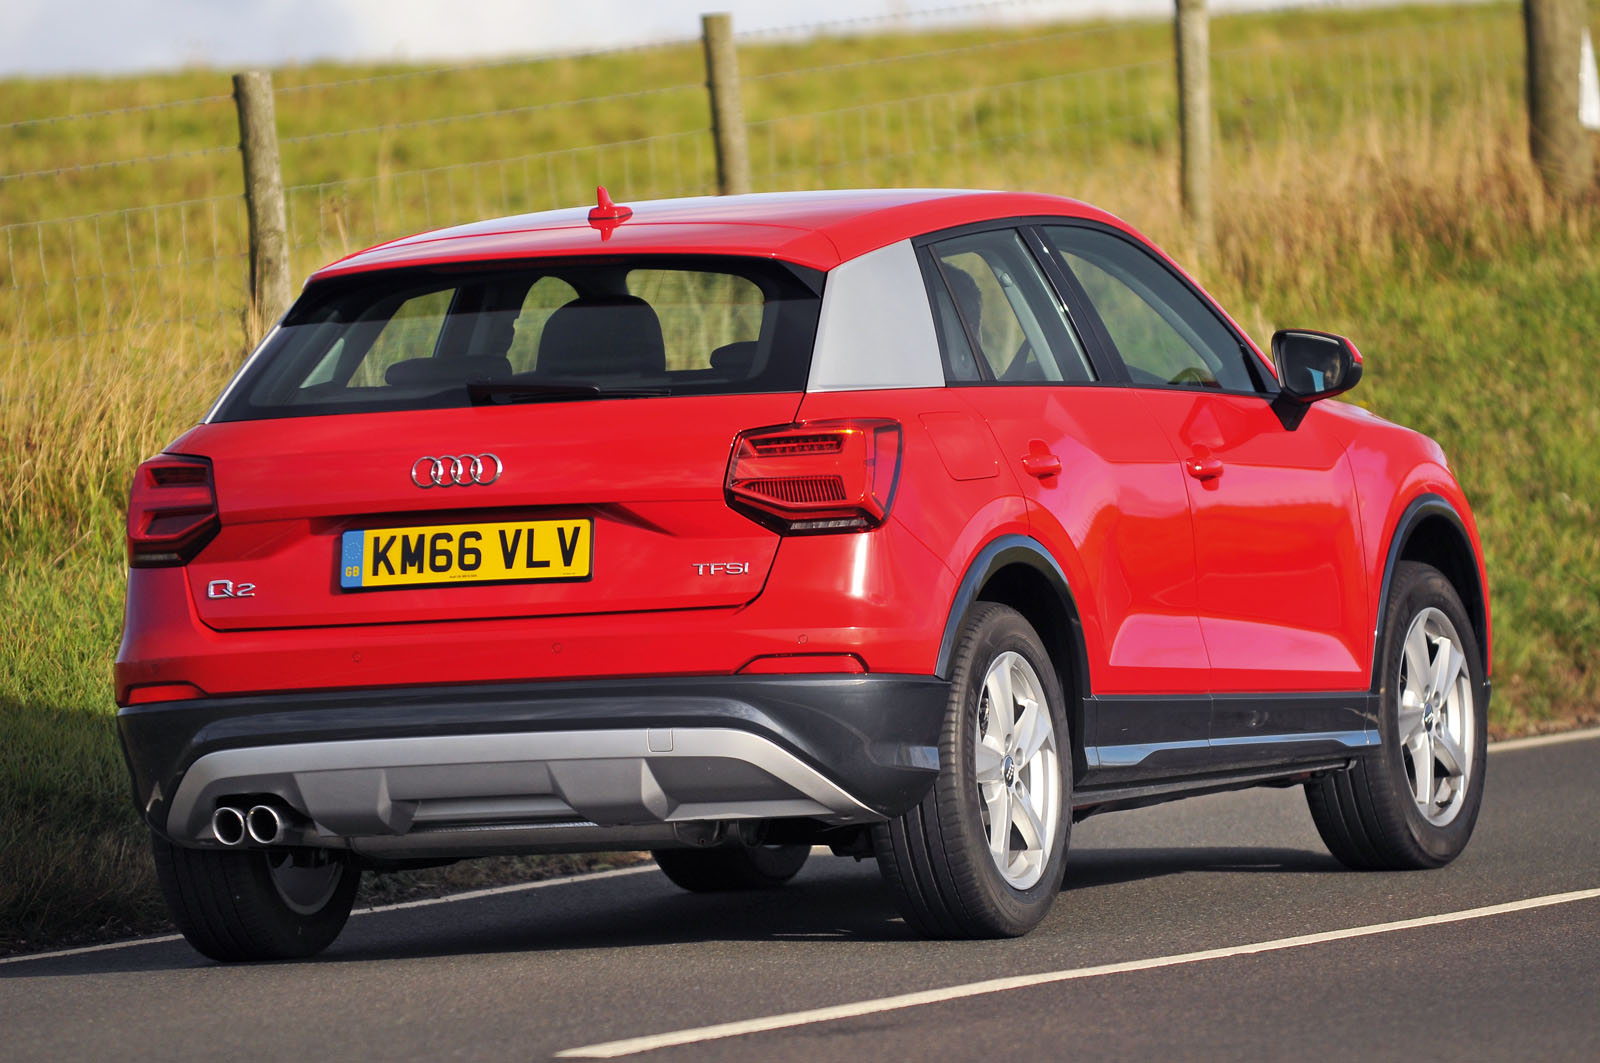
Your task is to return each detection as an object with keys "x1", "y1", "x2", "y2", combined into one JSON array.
[{"x1": 4, "y1": 732, "x2": 1597, "y2": 1061}]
